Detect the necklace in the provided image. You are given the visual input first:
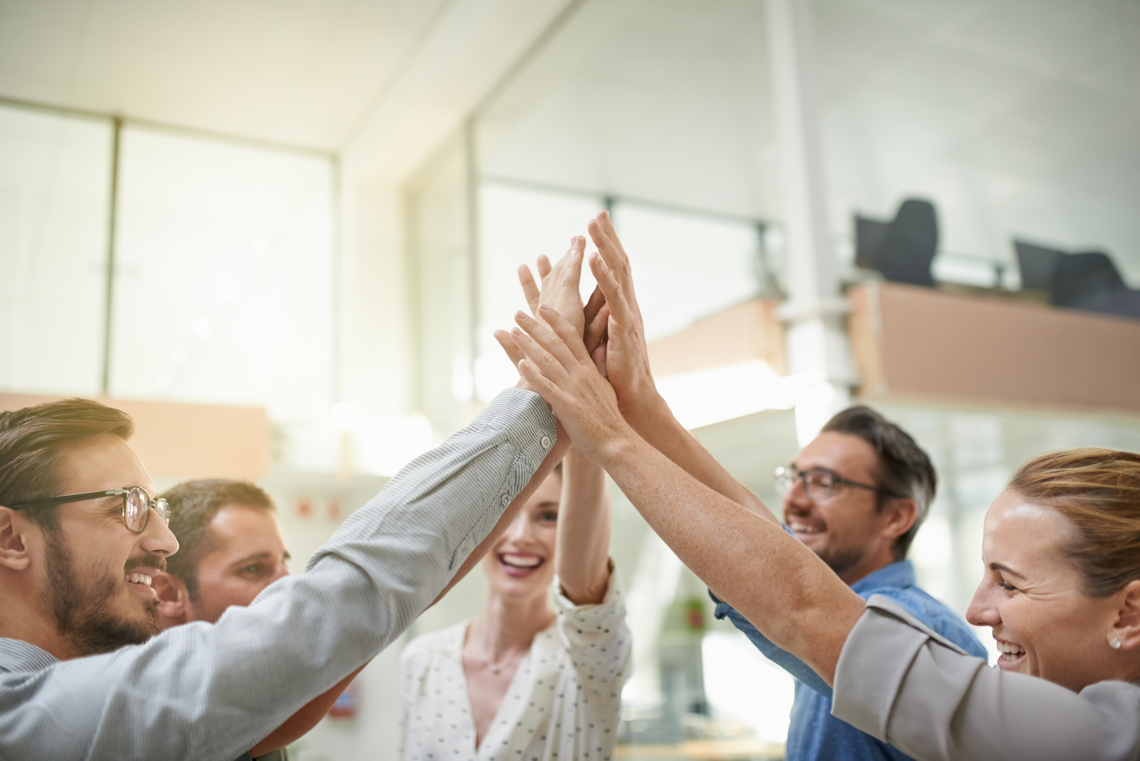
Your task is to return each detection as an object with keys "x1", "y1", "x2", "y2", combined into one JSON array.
[{"x1": 482, "y1": 633, "x2": 526, "y2": 674}]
